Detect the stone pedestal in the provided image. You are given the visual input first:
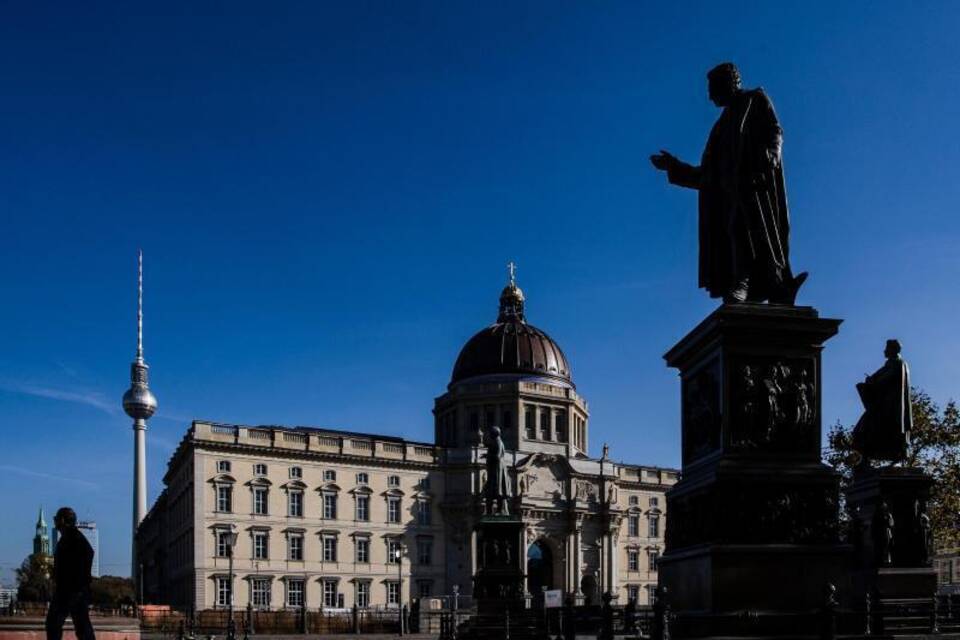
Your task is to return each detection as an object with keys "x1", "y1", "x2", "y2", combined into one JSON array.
[
  {"x1": 845, "y1": 466, "x2": 937, "y2": 600},
  {"x1": 472, "y1": 515, "x2": 527, "y2": 613},
  {"x1": 660, "y1": 304, "x2": 852, "y2": 617}
]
